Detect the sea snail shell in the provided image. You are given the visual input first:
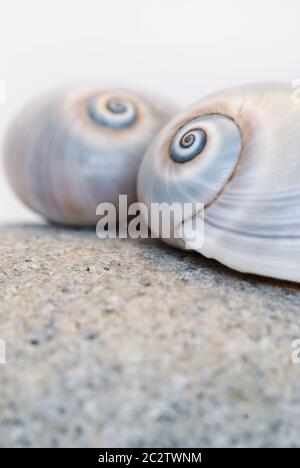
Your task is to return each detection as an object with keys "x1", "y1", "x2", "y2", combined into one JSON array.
[
  {"x1": 138, "y1": 82, "x2": 300, "y2": 283},
  {"x1": 4, "y1": 85, "x2": 177, "y2": 225}
]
